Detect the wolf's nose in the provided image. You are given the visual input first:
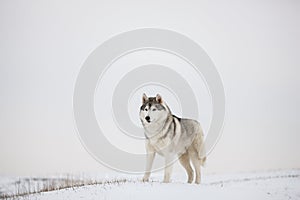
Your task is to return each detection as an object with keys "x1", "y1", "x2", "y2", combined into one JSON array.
[{"x1": 145, "y1": 116, "x2": 150, "y2": 122}]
